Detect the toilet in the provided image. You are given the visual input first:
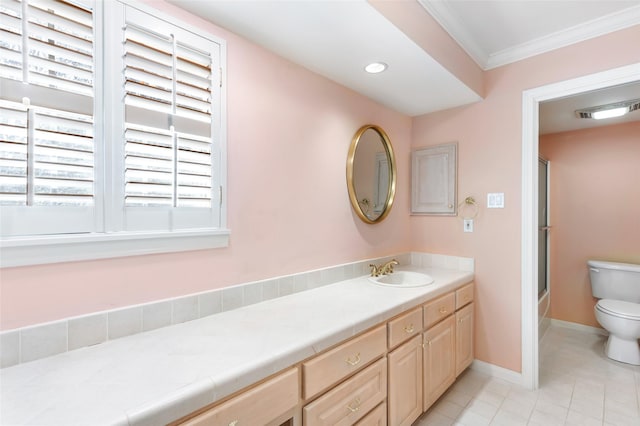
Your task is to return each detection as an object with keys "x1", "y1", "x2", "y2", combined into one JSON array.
[{"x1": 588, "y1": 259, "x2": 640, "y2": 365}]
